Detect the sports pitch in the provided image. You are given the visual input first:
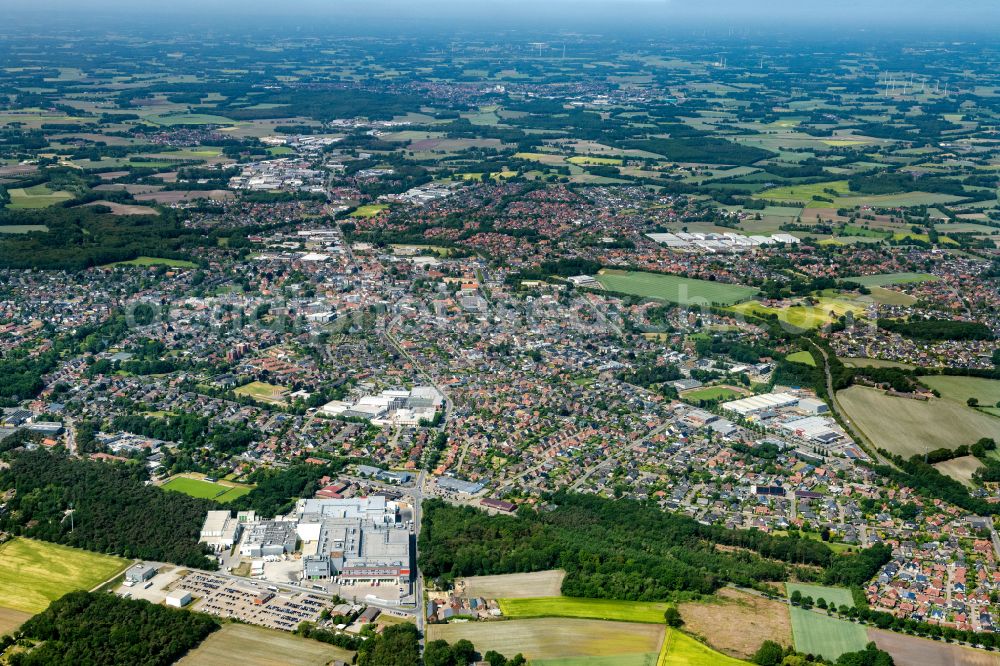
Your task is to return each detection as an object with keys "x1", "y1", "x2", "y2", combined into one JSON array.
[
  {"x1": 0, "y1": 538, "x2": 130, "y2": 614},
  {"x1": 596, "y1": 270, "x2": 757, "y2": 306},
  {"x1": 162, "y1": 475, "x2": 253, "y2": 503}
]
